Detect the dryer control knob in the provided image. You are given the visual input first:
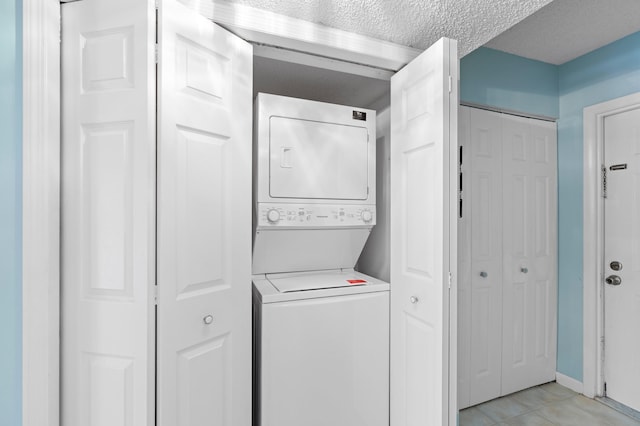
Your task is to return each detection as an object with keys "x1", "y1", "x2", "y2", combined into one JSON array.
[
  {"x1": 266, "y1": 209, "x2": 281, "y2": 223},
  {"x1": 361, "y1": 210, "x2": 373, "y2": 223}
]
